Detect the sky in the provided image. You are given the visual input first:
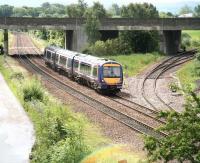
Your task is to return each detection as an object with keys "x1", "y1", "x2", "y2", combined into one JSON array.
[{"x1": 0, "y1": 0, "x2": 199, "y2": 13}]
